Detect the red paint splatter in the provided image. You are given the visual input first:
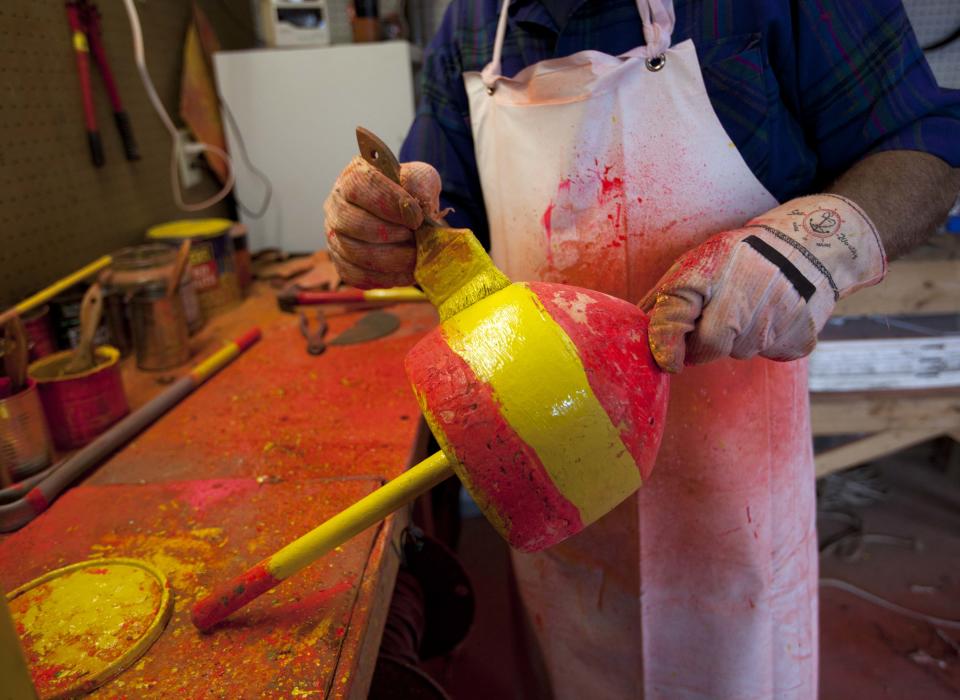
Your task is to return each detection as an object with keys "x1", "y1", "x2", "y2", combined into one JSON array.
[
  {"x1": 601, "y1": 175, "x2": 623, "y2": 200},
  {"x1": 263, "y1": 580, "x2": 354, "y2": 624},
  {"x1": 26, "y1": 487, "x2": 49, "y2": 514},
  {"x1": 541, "y1": 202, "x2": 555, "y2": 265},
  {"x1": 31, "y1": 664, "x2": 67, "y2": 685},
  {"x1": 86, "y1": 567, "x2": 109, "y2": 574},
  {"x1": 176, "y1": 480, "x2": 259, "y2": 514}
]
